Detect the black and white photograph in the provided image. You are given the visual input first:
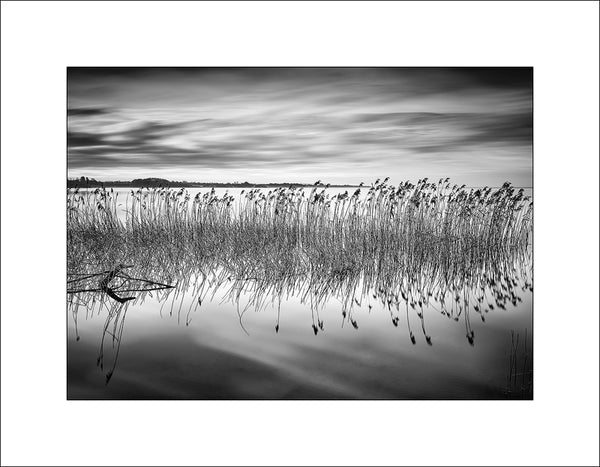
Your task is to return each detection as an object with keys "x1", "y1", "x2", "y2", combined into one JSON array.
[
  {"x1": 67, "y1": 67, "x2": 533, "y2": 400},
  {"x1": 2, "y1": 2, "x2": 598, "y2": 466}
]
